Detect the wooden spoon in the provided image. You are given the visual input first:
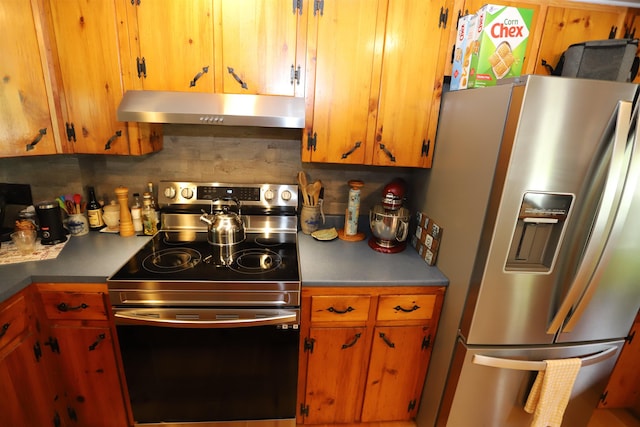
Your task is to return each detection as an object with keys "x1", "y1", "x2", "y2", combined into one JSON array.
[
  {"x1": 308, "y1": 180, "x2": 322, "y2": 206},
  {"x1": 298, "y1": 171, "x2": 309, "y2": 205}
]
